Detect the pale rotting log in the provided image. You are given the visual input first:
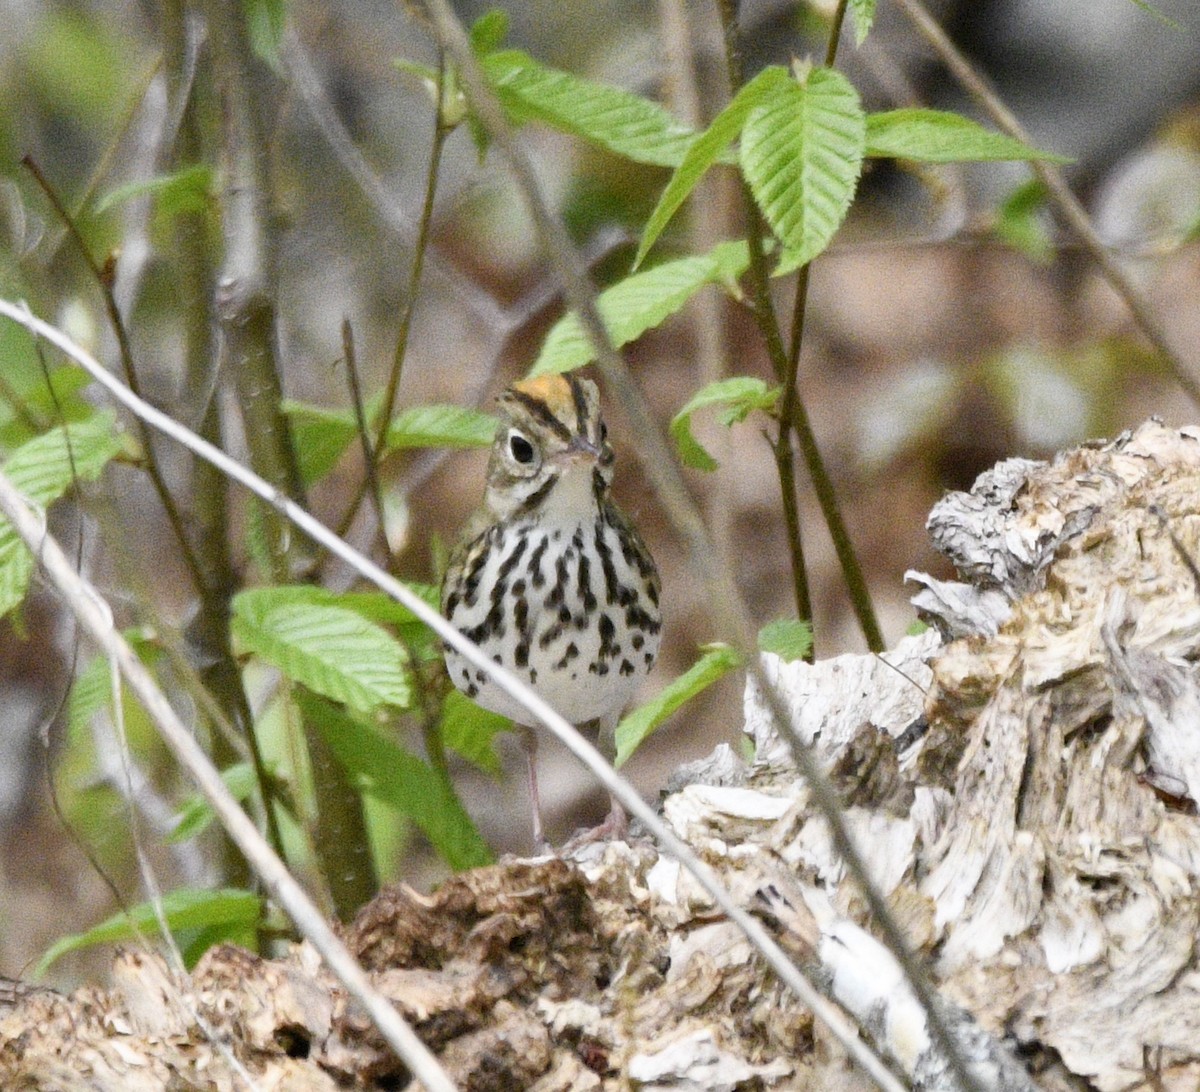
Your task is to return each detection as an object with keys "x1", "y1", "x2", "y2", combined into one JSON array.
[{"x1": 5, "y1": 420, "x2": 1200, "y2": 1090}]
